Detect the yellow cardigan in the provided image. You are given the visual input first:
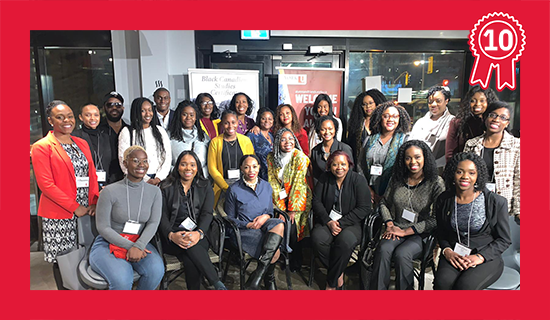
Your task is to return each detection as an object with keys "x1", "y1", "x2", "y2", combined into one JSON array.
[
  {"x1": 200, "y1": 118, "x2": 221, "y2": 139},
  {"x1": 208, "y1": 133, "x2": 255, "y2": 205}
]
